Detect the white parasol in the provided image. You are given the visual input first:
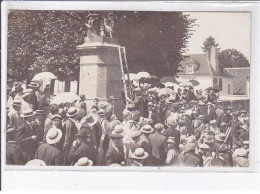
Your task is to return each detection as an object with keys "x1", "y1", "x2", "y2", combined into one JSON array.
[
  {"x1": 32, "y1": 72, "x2": 57, "y2": 81},
  {"x1": 50, "y1": 92, "x2": 80, "y2": 105}
]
